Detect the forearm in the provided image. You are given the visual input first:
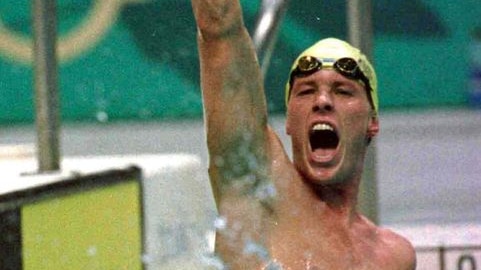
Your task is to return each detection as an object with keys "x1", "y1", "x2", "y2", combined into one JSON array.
[
  {"x1": 199, "y1": 33, "x2": 268, "y2": 143},
  {"x1": 193, "y1": 0, "x2": 269, "y2": 155}
]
